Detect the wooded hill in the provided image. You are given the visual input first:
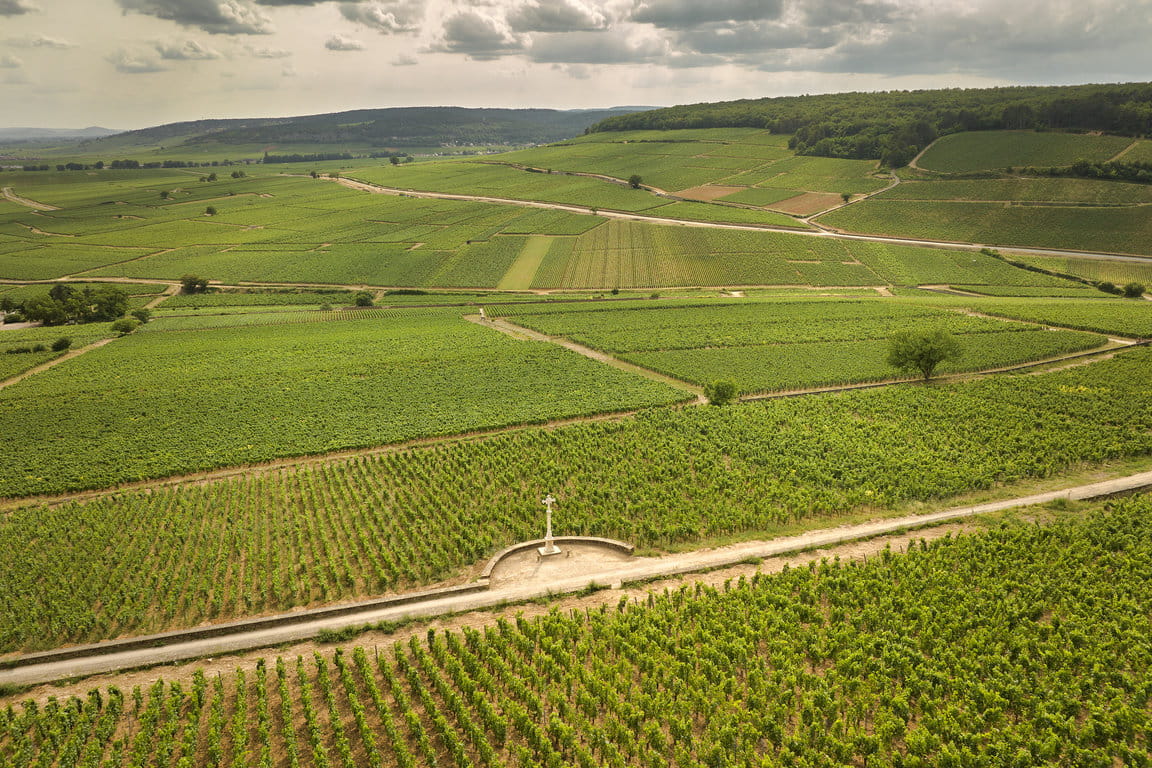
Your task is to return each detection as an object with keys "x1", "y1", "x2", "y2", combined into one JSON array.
[
  {"x1": 589, "y1": 82, "x2": 1152, "y2": 167},
  {"x1": 84, "y1": 106, "x2": 642, "y2": 151}
]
